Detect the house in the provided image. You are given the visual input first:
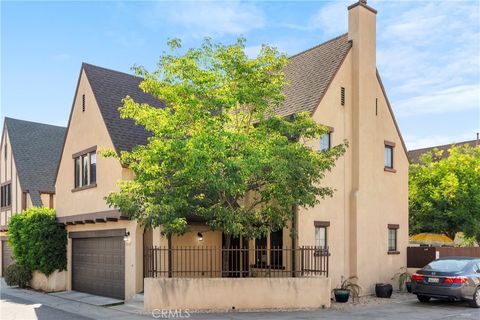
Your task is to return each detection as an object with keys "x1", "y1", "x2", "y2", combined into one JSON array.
[
  {"x1": 54, "y1": 0, "x2": 409, "y2": 308},
  {"x1": 0, "y1": 118, "x2": 66, "y2": 276},
  {"x1": 408, "y1": 135, "x2": 479, "y2": 164}
]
